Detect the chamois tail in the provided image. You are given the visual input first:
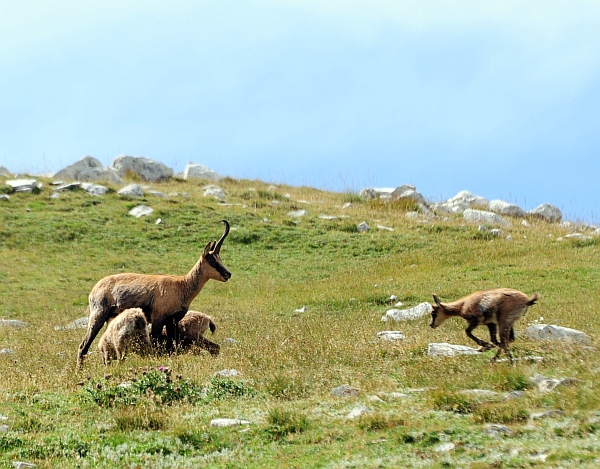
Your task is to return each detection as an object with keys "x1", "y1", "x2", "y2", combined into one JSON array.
[
  {"x1": 209, "y1": 319, "x2": 216, "y2": 334},
  {"x1": 527, "y1": 293, "x2": 539, "y2": 306}
]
